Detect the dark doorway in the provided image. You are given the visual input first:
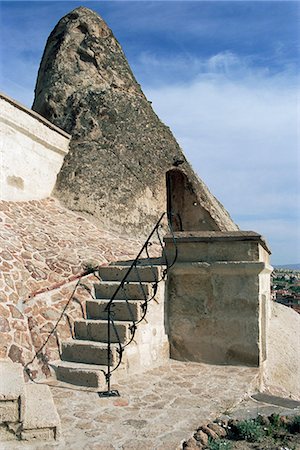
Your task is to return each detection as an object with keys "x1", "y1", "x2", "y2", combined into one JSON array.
[
  {"x1": 166, "y1": 169, "x2": 218, "y2": 231},
  {"x1": 166, "y1": 170, "x2": 184, "y2": 231}
]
